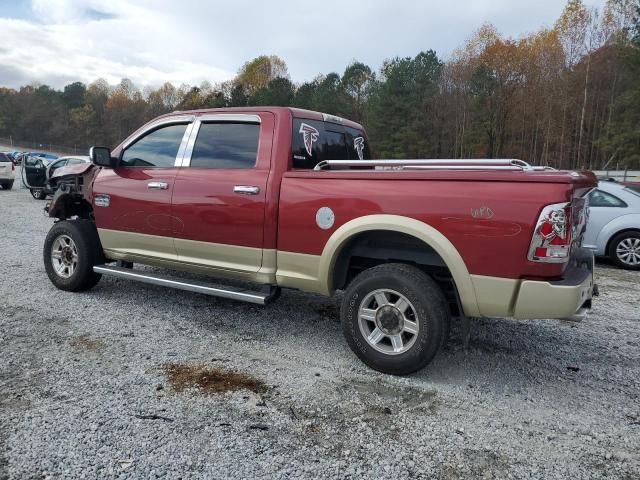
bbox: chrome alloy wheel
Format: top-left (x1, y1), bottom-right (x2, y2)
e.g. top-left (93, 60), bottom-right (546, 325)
top-left (51, 234), bottom-right (79, 278)
top-left (358, 289), bottom-right (419, 355)
top-left (616, 237), bottom-right (640, 266)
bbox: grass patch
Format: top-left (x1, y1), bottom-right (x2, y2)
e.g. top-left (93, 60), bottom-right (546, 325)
top-left (69, 335), bottom-right (104, 351)
top-left (163, 363), bottom-right (266, 395)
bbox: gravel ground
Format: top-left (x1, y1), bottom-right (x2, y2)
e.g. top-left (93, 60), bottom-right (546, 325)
top-left (1, 176), bottom-right (639, 479)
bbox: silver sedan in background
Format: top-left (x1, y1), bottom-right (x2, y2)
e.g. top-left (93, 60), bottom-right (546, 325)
top-left (584, 181), bottom-right (640, 269)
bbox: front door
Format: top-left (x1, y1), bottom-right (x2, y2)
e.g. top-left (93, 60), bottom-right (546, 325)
top-left (93, 121), bottom-right (192, 262)
top-left (22, 156), bottom-right (47, 188)
top-left (171, 114), bottom-right (273, 273)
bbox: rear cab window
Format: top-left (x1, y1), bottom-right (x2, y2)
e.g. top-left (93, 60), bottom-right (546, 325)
top-left (291, 117), bottom-right (371, 169)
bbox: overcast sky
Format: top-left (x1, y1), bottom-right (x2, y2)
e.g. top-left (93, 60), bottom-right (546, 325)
top-left (0, 0), bottom-right (607, 90)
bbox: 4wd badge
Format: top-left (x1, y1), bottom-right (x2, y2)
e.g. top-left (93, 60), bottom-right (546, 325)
top-left (471, 206), bottom-right (494, 219)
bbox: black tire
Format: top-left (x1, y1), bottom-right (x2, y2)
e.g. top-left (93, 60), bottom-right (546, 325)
top-left (340, 263), bottom-right (450, 375)
top-left (608, 231), bottom-right (640, 270)
top-left (44, 220), bottom-right (104, 291)
top-left (31, 189), bottom-right (46, 200)
top-left (1, 182), bottom-right (13, 190)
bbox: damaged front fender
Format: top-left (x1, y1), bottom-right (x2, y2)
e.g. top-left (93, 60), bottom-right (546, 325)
top-left (46, 164), bottom-right (100, 220)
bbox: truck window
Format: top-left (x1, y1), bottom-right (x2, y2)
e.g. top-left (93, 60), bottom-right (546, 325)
top-left (291, 118), bottom-right (371, 169)
top-left (325, 130), bottom-right (349, 160)
top-left (121, 123), bottom-right (188, 168)
top-left (190, 122), bottom-right (259, 169)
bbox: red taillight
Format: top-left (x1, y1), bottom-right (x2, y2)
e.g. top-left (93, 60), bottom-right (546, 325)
top-left (528, 202), bottom-right (572, 263)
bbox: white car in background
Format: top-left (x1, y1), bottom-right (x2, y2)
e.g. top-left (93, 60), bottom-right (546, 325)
top-left (584, 181), bottom-right (640, 270)
top-left (0, 152), bottom-right (15, 190)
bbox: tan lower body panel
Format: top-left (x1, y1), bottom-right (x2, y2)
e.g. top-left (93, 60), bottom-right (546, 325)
top-left (98, 229), bottom-right (590, 320)
top-left (98, 228), bottom-right (276, 285)
top-left (275, 251), bottom-right (324, 294)
top-left (513, 275), bottom-right (593, 319)
top-left (98, 228), bottom-right (176, 261)
top-left (471, 273), bottom-right (593, 319)
top-left (470, 275), bottom-right (520, 317)
top-left (173, 237), bottom-right (262, 272)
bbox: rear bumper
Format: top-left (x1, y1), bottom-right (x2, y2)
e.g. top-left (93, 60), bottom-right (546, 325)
top-left (513, 248), bottom-right (595, 320)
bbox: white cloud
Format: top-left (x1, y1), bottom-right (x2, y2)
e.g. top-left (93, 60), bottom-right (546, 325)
top-left (0, 0), bottom-right (607, 90)
top-left (1, 0), bottom-right (236, 89)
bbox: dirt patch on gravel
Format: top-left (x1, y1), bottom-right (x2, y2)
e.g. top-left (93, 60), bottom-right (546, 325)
top-left (163, 363), bottom-right (267, 395)
top-left (69, 335), bottom-right (105, 351)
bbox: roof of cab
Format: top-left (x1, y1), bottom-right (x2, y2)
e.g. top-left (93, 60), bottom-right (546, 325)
top-left (161, 106), bottom-right (365, 131)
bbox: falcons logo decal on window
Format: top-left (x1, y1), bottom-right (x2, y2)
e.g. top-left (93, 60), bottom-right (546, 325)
top-left (354, 136), bottom-right (365, 160)
top-left (299, 123), bottom-right (319, 156)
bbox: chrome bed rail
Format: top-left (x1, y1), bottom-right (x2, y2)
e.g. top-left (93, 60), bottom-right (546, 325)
top-left (313, 159), bottom-right (556, 172)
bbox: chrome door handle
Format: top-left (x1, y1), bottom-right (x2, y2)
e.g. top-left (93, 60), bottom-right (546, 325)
top-left (233, 185), bottom-right (260, 195)
top-left (147, 181), bottom-right (169, 190)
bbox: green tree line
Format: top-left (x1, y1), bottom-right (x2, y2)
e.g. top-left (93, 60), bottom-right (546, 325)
top-left (0, 0), bottom-right (638, 169)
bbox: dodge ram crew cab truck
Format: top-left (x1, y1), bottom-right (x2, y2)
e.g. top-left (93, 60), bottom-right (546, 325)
top-left (43, 107), bottom-right (597, 375)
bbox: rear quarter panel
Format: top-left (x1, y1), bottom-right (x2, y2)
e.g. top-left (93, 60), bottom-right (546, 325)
top-left (278, 174), bottom-right (574, 279)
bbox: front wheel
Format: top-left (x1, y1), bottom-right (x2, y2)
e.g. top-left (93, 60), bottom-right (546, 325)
top-left (44, 220), bottom-right (104, 291)
top-left (609, 231), bottom-right (640, 270)
top-left (340, 263), bottom-right (450, 375)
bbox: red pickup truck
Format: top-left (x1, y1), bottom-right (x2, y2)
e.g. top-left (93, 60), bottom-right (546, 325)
top-left (44, 107), bottom-right (597, 375)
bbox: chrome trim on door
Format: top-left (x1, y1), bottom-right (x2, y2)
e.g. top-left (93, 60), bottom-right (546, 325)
top-left (182, 114), bottom-right (262, 167)
top-left (233, 185), bottom-right (260, 195)
top-left (147, 181), bottom-right (169, 190)
top-left (174, 122), bottom-right (195, 167)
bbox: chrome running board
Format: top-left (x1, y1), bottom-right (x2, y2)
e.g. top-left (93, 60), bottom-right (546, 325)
top-left (93, 265), bottom-right (279, 305)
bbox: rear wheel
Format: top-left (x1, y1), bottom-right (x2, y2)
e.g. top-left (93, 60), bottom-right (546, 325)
top-left (44, 220), bottom-right (104, 291)
top-left (1, 182), bottom-right (13, 190)
top-left (31, 189), bottom-right (46, 200)
top-left (609, 231), bottom-right (640, 270)
top-left (340, 263), bottom-right (449, 375)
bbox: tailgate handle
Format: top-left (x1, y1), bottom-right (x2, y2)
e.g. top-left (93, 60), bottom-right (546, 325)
top-left (234, 185), bottom-right (260, 195)
top-left (147, 181), bottom-right (169, 190)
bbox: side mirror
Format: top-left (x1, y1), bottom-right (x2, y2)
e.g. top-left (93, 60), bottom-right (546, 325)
top-left (90, 146), bottom-right (115, 168)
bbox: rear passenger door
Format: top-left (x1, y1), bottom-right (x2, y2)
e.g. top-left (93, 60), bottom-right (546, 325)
top-left (171, 113), bottom-right (274, 274)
